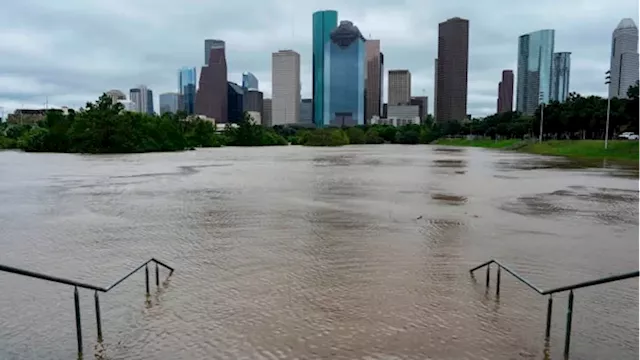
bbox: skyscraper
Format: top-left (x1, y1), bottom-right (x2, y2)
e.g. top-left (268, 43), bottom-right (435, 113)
top-left (410, 96), bottom-right (428, 120)
top-left (227, 82), bottom-right (244, 123)
top-left (388, 70), bottom-right (411, 105)
top-left (271, 50), bottom-right (301, 125)
top-left (312, 10), bottom-right (339, 125)
top-left (159, 92), bottom-right (180, 114)
top-left (196, 40), bottom-right (228, 122)
top-left (609, 18), bottom-right (639, 99)
top-left (497, 70), bottom-right (514, 113)
top-left (204, 39), bottom-right (225, 66)
top-left (435, 17), bottom-right (469, 122)
top-left (179, 67), bottom-right (197, 114)
top-left (300, 98), bottom-right (313, 124)
top-left (262, 98), bottom-right (272, 127)
top-left (365, 40), bottom-right (383, 122)
top-left (551, 52), bottom-right (571, 102)
top-left (129, 85), bottom-right (154, 115)
top-left (242, 72), bottom-right (259, 90)
top-left (324, 20), bottom-right (366, 126)
top-left (516, 29), bottom-right (555, 115)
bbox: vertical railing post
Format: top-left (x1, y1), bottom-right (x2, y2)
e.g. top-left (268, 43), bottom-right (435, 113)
top-left (545, 295), bottom-right (553, 339)
top-left (496, 266), bottom-right (501, 296)
top-left (485, 263), bottom-right (491, 288)
top-left (155, 262), bottom-right (159, 288)
top-left (145, 264), bottom-right (150, 296)
top-left (73, 286), bottom-right (83, 359)
top-left (564, 290), bottom-right (574, 358)
top-left (94, 291), bottom-right (103, 343)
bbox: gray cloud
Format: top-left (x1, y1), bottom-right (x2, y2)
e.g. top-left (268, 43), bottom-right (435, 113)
top-left (0, 0), bottom-right (637, 117)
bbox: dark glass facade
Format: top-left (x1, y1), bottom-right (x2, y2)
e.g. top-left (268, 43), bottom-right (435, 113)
top-left (435, 17), bottom-right (469, 122)
top-left (551, 52), bottom-right (571, 102)
top-left (516, 29), bottom-right (554, 115)
top-left (323, 21), bottom-right (365, 126)
top-left (179, 67), bottom-right (196, 114)
top-left (497, 70), bottom-right (514, 113)
top-left (196, 45), bottom-right (228, 122)
top-left (312, 10), bottom-right (338, 125)
top-left (227, 82), bottom-right (244, 123)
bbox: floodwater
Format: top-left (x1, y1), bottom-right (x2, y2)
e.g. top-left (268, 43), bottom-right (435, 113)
top-left (0, 145), bottom-right (637, 360)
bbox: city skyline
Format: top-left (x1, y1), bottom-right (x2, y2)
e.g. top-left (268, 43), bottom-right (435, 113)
top-left (0, 2), bottom-right (637, 117)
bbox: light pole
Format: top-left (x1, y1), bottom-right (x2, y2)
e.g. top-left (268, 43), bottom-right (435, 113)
top-left (604, 71), bottom-right (611, 150)
top-left (538, 92), bottom-right (545, 143)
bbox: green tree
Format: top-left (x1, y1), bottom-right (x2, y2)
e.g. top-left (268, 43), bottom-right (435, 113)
top-left (345, 127), bottom-right (366, 144)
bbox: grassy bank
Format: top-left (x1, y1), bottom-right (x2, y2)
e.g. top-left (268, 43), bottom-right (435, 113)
top-left (520, 140), bottom-right (638, 161)
top-left (434, 138), bottom-right (639, 161)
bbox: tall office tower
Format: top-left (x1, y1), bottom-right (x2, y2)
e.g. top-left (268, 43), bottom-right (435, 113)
top-left (159, 92), bottom-right (180, 114)
top-left (179, 67), bottom-right (197, 114)
top-left (242, 72), bottom-right (259, 90)
top-left (433, 58), bottom-right (438, 120)
top-left (129, 85), bottom-right (154, 115)
top-left (204, 39), bottom-right (225, 66)
top-left (196, 40), bottom-right (228, 122)
top-left (388, 70), bottom-right (411, 105)
top-left (516, 29), bottom-right (554, 115)
top-left (312, 10), bottom-right (339, 124)
top-left (435, 17), bottom-right (469, 122)
top-left (300, 98), bottom-right (313, 124)
top-left (551, 52), bottom-right (571, 102)
top-left (324, 20), bottom-right (366, 126)
top-left (365, 40), bottom-right (382, 122)
top-left (262, 98), bottom-right (272, 126)
top-left (244, 90), bottom-right (264, 114)
top-left (227, 82), bottom-right (244, 123)
top-left (609, 19), bottom-right (639, 99)
top-left (410, 96), bottom-right (428, 120)
top-left (271, 50), bottom-right (301, 125)
top-left (497, 70), bottom-right (514, 113)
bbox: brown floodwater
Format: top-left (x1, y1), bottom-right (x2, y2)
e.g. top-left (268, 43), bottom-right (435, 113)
top-left (0, 145), bottom-right (637, 360)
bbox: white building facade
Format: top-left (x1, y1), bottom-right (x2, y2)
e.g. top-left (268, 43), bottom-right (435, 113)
top-left (609, 18), bottom-right (639, 99)
top-left (271, 50), bottom-right (301, 125)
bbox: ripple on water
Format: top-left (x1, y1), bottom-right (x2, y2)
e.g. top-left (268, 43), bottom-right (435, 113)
top-left (0, 147), bottom-right (636, 360)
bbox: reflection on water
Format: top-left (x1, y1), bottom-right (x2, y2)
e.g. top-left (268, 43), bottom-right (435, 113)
top-left (0, 146), bottom-right (637, 360)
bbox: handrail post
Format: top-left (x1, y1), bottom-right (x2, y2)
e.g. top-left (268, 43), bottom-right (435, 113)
top-left (73, 287), bottom-right (83, 359)
top-left (485, 263), bottom-right (491, 288)
top-left (564, 290), bottom-right (574, 358)
top-left (155, 262), bottom-right (160, 288)
top-left (545, 295), bottom-right (553, 339)
top-left (145, 265), bottom-right (150, 296)
top-left (94, 291), bottom-right (103, 343)
top-left (496, 265), bottom-right (501, 296)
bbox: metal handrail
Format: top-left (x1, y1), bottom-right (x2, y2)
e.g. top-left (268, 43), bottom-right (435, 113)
top-left (0, 258), bottom-right (174, 359)
top-left (470, 259), bottom-right (638, 359)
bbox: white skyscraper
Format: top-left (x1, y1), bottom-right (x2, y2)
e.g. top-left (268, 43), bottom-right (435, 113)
top-left (271, 50), bottom-right (300, 125)
top-left (609, 18), bottom-right (639, 99)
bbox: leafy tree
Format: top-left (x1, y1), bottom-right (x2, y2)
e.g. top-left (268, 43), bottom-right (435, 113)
top-left (345, 127), bottom-right (366, 144)
top-left (364, 128), bottom-right (384, 144)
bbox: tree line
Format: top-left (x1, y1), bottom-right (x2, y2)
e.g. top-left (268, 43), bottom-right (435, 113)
top-left (0, 94), bottom-right (287, 153)
top-left (1, 84), bottom-right (637, 152)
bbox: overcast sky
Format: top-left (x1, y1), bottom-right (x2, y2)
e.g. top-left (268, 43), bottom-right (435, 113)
top-left (0, 0), bottom-right (638, 117)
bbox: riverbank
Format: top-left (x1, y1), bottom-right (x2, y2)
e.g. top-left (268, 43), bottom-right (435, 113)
top-left (434, 138), bottom-right (639, 162)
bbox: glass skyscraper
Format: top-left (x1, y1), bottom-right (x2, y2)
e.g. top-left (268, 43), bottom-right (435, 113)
top-left (516, 29), bottom-right (555, 115)
top-left (179, 67), bottom-right (197, 114)
top-left (323, 21), bottom-right (366, 126)
top-left (551, 52), bottom-right (571, 102)
top-left (242, 72), bottom-right (259, 90)
top-left (312, 10), bottom-right (338, 125)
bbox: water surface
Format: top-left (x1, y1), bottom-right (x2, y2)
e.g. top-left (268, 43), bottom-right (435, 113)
top-left (0, 145), bottom-right (637, 359)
